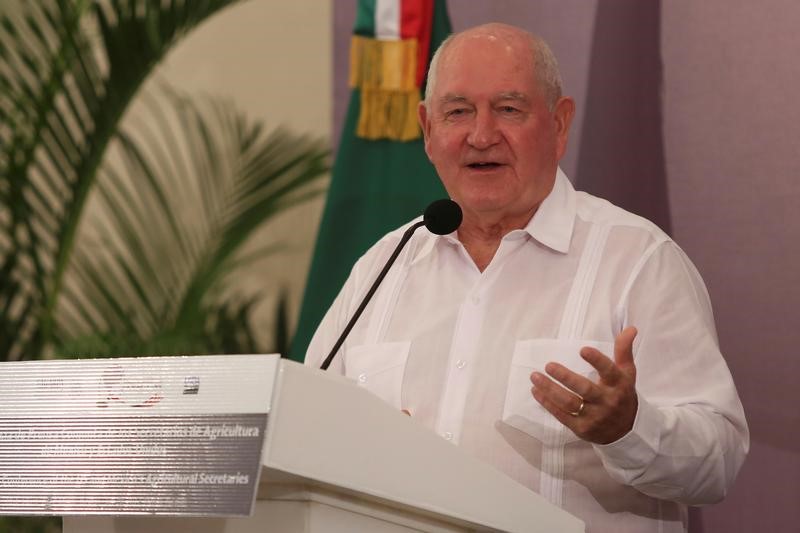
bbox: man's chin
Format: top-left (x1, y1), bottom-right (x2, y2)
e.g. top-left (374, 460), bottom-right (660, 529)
top-left (452, 193), bottom-right (540, 227)
top-left (459, 196), bottom-right (520, 216)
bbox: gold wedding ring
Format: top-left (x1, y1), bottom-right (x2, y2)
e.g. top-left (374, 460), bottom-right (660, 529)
top-left (570, 399), bottom-right (585, 417)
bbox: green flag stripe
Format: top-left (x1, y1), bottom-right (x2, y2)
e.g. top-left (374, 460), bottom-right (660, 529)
top-left (291, 0), bottom-right (452, 361)
top-left (354, 0), bottom-right (377, 37)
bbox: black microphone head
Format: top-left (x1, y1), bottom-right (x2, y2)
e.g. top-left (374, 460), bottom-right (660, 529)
top-left (423, 199), bottom-right (462, 235)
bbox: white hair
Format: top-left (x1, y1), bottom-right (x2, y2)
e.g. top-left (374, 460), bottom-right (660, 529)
top-left (424, 25), bottom-right (564, 112)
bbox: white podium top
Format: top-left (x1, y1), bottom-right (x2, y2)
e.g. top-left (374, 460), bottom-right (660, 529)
top-left (261, 359), bottom-right (584, 533)
top-left (0, 353), bottom-right (583, 531)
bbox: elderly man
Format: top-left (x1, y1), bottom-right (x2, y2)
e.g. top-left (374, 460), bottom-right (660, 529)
top-left (306, 23), bottom-right (748, 532)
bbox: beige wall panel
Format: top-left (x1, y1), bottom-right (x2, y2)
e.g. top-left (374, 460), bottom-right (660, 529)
top-left (149, 0), bottom-right (332, 346)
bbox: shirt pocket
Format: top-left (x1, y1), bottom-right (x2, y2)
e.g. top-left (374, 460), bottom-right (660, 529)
top-left (502, 338), bottom-right (613, 444)
top-left (344, 341), bottom-right (411, 409)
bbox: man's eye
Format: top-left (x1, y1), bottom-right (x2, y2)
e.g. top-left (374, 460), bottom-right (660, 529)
top-left (445, 108), bottom-right (469, 118)
top-left (499, 106), bottom-right (520, 114)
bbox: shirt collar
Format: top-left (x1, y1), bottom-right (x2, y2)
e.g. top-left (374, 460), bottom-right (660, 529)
top-left (524, 167), bottom-right (576, 254)
top-left (414, 167), bottom-right (576, 264)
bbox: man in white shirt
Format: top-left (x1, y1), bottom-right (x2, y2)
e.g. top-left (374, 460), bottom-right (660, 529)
top-left (305, 23), bottom-right (748, 532)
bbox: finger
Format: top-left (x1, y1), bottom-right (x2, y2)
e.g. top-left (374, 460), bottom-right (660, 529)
top-left (614, 326), bottom-right (638, 376)
top-left (543, 362), bottom-right (601, 402)
top-left (531, 372), bottom-right (585, 415)
top-left (531, 385), bottom-right (581, 430)
top-left (580, 346), bottom-right (623, 385)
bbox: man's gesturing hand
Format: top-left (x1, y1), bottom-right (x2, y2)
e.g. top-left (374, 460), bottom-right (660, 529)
top-left (530, 327), bottom-right (639, 445)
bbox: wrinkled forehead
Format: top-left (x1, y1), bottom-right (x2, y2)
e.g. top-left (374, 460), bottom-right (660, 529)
top-left (433, 30), bottom-right (538, 95)
top-left (443, 28), bottom-right (530, 63)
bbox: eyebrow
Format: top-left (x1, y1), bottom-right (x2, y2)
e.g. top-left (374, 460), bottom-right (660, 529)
top-left (494, 92), bottom-right (530, 103)
top-left (437, 92), bottom-right (530, 105)
top-left (439, 94), bottom-right (468, 105)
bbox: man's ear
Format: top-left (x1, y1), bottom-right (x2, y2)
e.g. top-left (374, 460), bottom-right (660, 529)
top-left (418, 101), bottom-right (433, 160)
top-left (553, 96), bottom-right (576, 160)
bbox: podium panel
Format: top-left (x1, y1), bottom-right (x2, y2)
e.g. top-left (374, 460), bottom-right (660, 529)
top-left (0, 355), bottom-right (275, 517)
top-left (65, 475), bottom-right (473, 533)
top-left (1, 355), bottom-right (584, 533)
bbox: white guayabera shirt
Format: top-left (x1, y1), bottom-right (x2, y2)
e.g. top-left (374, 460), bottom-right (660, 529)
top-left (305, 168), bottom-right (749, 533)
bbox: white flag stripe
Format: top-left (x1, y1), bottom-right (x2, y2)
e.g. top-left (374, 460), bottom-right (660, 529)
top-left (375, 0), bottom-right (400, 40)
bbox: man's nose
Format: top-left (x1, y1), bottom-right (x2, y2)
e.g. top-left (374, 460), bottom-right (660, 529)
top-left (467, 111), bottom-right (500, 149)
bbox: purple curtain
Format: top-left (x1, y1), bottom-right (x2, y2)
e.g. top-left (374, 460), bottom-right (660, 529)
top-left (331, 2), bottom-right (800, 531)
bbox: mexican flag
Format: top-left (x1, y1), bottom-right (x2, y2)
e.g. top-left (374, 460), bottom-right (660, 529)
top-left (290, 0), bottom-right (452, 360)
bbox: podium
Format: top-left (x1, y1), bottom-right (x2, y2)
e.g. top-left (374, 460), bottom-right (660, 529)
top-left (0, 355), bottom-right (583, 532)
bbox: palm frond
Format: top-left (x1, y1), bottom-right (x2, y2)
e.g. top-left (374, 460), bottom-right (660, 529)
top-left (57, 86), bottom-right (329, 356)
top-left (0, 0), bottom-right (241, 360)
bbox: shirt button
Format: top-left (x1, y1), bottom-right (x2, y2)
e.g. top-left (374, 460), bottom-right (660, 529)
top-left (471, 294), bottom-right (481, 305)
top-left (357, 373), bottom-right (367, 384)
top-left (455, 360), bottom-right (467, 369)
top-left (443, 431), bottom-right (453, 441)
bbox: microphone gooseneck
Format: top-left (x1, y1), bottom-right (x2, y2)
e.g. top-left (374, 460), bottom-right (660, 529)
top-left (320, 199), bottom-right (463, 370)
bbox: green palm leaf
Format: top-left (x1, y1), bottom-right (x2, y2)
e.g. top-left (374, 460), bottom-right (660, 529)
top-left (57, 87), bottom-right (328, 357)
top-left (0, 0), bottom-right (243, 360)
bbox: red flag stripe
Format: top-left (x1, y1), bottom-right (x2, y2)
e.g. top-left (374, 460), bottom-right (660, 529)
top-left (399, 0), bottom-right (434, 87)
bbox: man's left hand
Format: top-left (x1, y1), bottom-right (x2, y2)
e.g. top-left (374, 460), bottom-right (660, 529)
top-left (530, 327), bottom-right (639, 445)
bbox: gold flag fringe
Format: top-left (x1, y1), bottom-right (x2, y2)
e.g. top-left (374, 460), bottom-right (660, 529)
top-left (349, 35), bottom-right (421, 141)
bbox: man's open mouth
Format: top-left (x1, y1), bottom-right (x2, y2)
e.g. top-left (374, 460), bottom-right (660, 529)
top-left (467, 162), bottom-right (502, 169)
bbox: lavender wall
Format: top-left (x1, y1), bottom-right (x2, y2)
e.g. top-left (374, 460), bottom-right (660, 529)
top-left (333, 1), bottom-right (800, 531)
top-left (661, 2), bottom-right (800, 531)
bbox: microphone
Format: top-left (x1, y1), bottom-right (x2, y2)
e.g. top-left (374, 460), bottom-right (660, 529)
top-left (319, 199), bottom-right (462, 370)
